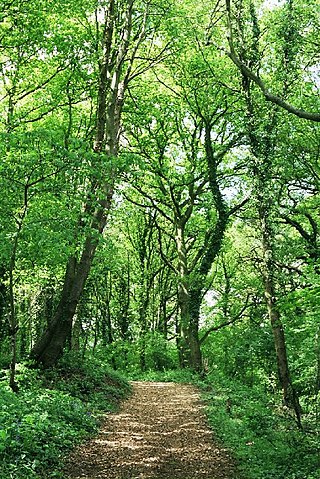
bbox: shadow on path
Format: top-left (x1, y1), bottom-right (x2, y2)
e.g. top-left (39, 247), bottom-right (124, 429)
top-left (64, 381), bottom-right (236, 479)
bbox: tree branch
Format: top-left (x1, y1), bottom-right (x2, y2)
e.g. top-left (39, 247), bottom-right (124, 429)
top-left (280, 214), bottom-right (312, 242)
top-left (154, 220), bottom-right (178, 275)
top-left (223, 0), bottom-right (320, 122)
top-left (200, 294), bottom-right (251, 344)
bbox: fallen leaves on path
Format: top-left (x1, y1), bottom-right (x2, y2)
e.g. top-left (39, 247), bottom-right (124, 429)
top-left (64, 381), bottom-right (236, 479)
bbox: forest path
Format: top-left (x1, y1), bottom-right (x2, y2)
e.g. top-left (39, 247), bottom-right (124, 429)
top-left (64, 381), bottom-right (236, 479)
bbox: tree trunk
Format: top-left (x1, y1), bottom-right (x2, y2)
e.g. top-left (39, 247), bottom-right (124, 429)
top-left (174, 120), bottom-right (232, 373)
top-left (139, 299), bottom-right (149, 372)
top-left (234, 4), bottom-right (302, 424)
top-left (71, 314), bottom-right (81, 352)
top-left (30, 256), bottom-right (77, 366)
top-left (0, 269), bottom-right (8, 348)
top-left (186, 310), bottom-right (202, 372)
top-left (158, 296), bottom-right (168, 340)
top-left (30, 0), bottom-right (139, 367)
top-left (31, 210), bottom-right (114, 367)
top-left (177, 279), bottom-right (191, 368)
top-left (175, 222), bottom-right (203, 371)
top-left (8, 201), bottom-right (28, 391)
top-left (175, 223), bottom-right (191, 367)
top-left (261, 214), bottom-right (302, 428)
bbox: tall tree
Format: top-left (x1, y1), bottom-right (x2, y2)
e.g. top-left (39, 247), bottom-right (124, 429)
top-left (228, 0), bottom-right (303, 423)
top-left (30, 0), bottom-right (169, 367)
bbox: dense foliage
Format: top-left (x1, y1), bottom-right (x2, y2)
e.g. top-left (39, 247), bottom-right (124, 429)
top-left (0, 0), bottom-right (319, 477)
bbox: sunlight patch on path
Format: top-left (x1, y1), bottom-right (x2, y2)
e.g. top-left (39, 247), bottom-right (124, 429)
top-left (64, 381), bottom-right (236, 479)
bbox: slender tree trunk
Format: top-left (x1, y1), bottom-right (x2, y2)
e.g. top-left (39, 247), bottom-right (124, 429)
top-left (8, 200), bottom-right (28, 391)
top-left (138, 284), bottom-right (153, 371)
top-left (233, 0), bottom-right (302, 425)
top-left (102, 307), bottom-right (113, 346)
top-left (139, 296), bottom-right (149, 372)
top-left (9, 262), bottom-right (18, 392)
top-left (176, 223), bottom-right (191, 367)
top-left (260, 210), bottom-right (302, 428)
top-left (71, 314), bottom-right (81, 352)
top-left (100, 271), bottom-right (113, 346)
top-left (158, 296), bottom-right (168, 339)
top-left (0, 270), bottom-right (8, 349)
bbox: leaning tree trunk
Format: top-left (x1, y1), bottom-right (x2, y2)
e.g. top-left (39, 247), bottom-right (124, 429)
top-left (30, 0), bottom-right (138, 367)
top-left (30, 231), bottom-right (106, 365)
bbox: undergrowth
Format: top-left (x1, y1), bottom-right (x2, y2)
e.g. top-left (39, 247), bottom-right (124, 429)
top-left (198, 371), bottom-right (320, 479)
top-left (127, 367), bottom-right (198, 383)
top-left (0, 354), bottom-right (131, 479)
top-left (44, 352), bottom-right (131, 412)
top-left (2, 358), bottom-right (319, 479)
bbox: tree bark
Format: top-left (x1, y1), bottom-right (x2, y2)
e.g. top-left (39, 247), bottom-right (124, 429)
top-left (175, 220), bottom-right (203, 371)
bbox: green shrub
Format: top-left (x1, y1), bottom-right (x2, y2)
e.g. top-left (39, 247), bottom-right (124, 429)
top-left (43, 351), bottom-right (131, 412)
top-left (127, 367), bottom-right (198, 383)
top-left (96, 334), bottom-right (179, 374)
top-left (0, 381), bottom-right (96, 479)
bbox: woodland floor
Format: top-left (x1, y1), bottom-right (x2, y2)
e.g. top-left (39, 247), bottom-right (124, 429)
top-left (64, 381), bottom-right (236, 479)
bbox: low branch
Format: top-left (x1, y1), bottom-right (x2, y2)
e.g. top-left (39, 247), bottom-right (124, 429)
top-left (200, 294), bottom-right (251, 344)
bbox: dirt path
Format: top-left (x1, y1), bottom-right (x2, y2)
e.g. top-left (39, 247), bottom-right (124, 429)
top-left (64, 381), bottom-right (236, 479)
